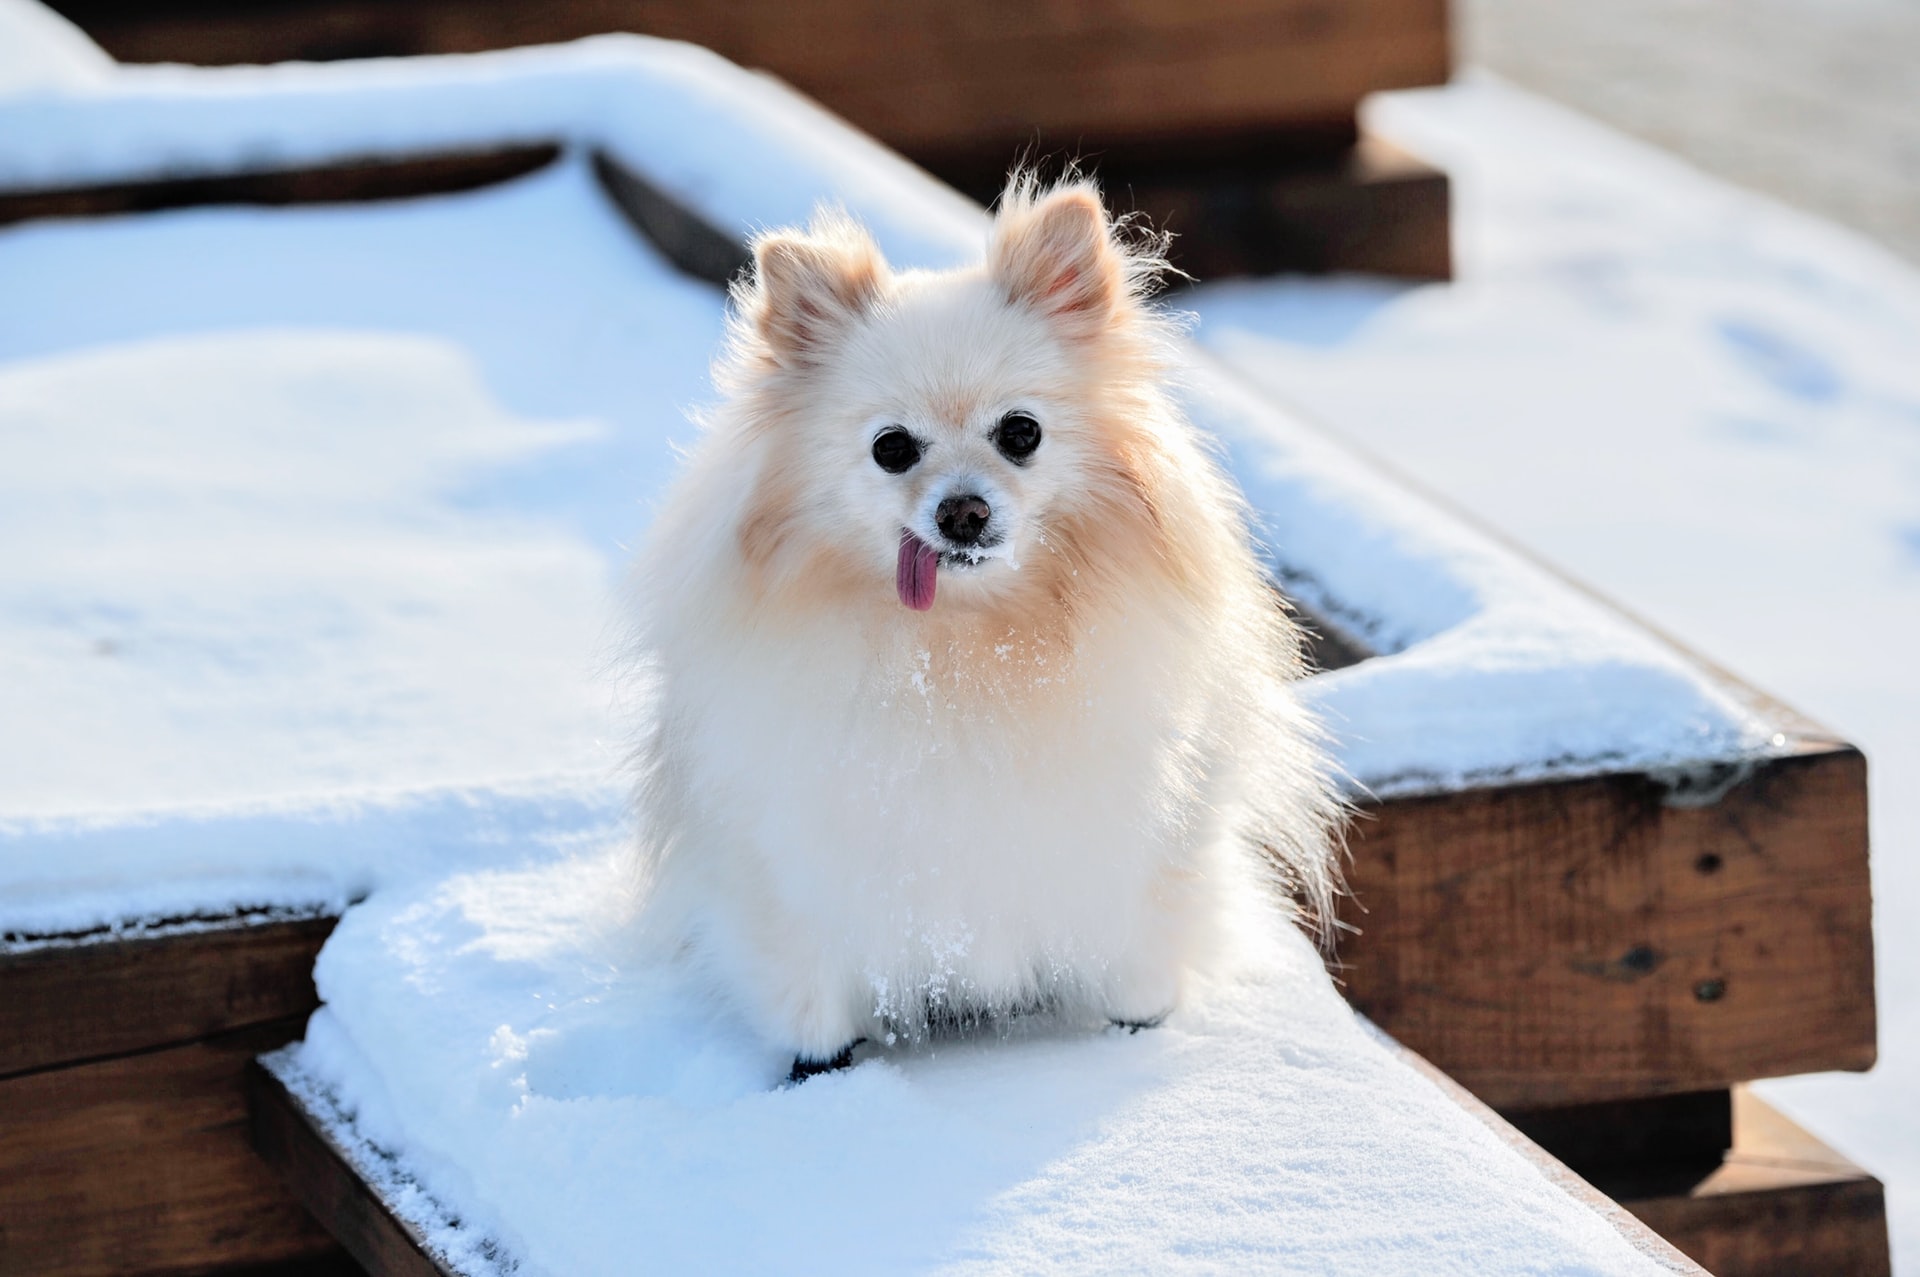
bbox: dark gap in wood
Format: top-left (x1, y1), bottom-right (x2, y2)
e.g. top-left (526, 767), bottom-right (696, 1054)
top-left (0, 145), bottom-right (562, 227)
top-left (1503, 1089), bottom-right (1734, 1200)
top-left (934, 134), bottom-right (1450, 283)
top-left (913, 118), bottom-right (1364, 202)
top-left (590, 149), bottom-right (751, 287)
top-left (214, 1246), bottom-right (370, 1276)
top-left (1296, 614), bottom-right (1373, 673)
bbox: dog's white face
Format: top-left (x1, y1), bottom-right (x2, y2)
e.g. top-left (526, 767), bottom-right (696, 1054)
top-left (732, 186), bottom-right (1156, 618)
top-left (792, 274), bottom-right (1096, 609)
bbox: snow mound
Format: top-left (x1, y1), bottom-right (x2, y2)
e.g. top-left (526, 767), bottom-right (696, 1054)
top-left (290, 852), bottom-right (1673, 1276)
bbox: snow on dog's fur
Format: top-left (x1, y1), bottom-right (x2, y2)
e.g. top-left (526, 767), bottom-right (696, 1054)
top-left (626, 178), bottom-right (1341, 1072)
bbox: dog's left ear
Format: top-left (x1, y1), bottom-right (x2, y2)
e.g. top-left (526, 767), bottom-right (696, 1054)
top-left (748, 219), bottom-right (887, 366)
top-left (990, 184), bottom-right (1126, 337)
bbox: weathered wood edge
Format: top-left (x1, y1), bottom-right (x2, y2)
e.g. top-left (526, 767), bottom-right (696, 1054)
top-left (1362, 1018), bottom-right (1711, 1275)
top-left (0, 908), bottom-right (339, 1079)
top-left (247, 1054), bottom-right (471, 1277)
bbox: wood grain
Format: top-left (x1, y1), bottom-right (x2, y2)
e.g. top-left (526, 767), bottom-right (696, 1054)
top-left (0, 913), bottom-right (337, 1079)
top-left (0, 1019), bottom-right (341, 1277)
top-left (1341, 743), bottom-right (1877, 1109)
top-left (47, 0), bottom-right (1450, 162)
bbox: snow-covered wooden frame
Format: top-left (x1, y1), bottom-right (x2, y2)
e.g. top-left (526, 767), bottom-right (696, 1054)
top-left (0, 36), bottom-right (1878, 1275)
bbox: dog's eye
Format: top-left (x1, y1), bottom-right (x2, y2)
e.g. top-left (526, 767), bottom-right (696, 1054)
top-left (995, 411), bottom-right (1042, 463)
top-left (872, 428), bottom-right (922, 474)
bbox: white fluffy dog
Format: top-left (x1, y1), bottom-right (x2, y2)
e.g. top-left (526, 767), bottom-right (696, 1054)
top-left (627, 179), bottom-right (1340, 1081)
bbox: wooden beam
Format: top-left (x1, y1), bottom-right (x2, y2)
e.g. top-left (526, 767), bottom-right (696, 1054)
top-left (247, 1061), bottom-right (448, 1277)
top-left (0, 911), bottom-right (338, 1078)
top-left (46, 0), bottom-right (1450, 163)
top-left (1613, 1089), bottom-right (1890, 1277)
top-left (0, 1018), bottom-right (345, 1277)
top-left (1341, 743), bottom-right (1877, 1109)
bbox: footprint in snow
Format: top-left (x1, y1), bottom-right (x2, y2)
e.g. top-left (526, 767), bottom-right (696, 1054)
top-left (1714, 316), bottom-right (1843, 404)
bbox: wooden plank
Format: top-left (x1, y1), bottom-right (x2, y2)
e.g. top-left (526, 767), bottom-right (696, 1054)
top-left (0, 1018), bottom-right (344, 1277)
top-left (1342, 743), bottom-right (1877, 1109)
top-left (246, 1063), bottom-right (448, 1277)
top-left (0, 911), bottom-right (337, 1078)
top-left (45, 0), bottom-right (1450, 160)
top-left (1616, 1089), bottom-right (1891, 1277)
top-left (0, 145), bottom-right (560, 228)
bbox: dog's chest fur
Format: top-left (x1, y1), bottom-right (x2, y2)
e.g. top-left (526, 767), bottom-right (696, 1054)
top-left (656, 594), bottom-right (1226, 1000)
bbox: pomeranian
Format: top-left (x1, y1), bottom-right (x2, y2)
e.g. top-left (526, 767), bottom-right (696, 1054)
top-left (627, 178), bottom-right (1341, 1081)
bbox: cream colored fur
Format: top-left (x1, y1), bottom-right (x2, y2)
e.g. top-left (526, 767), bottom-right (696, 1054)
top-left (626, 180), bottom-right (1341, 1063)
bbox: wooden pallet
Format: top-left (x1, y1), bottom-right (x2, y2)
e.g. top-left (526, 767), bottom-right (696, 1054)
top-left (40, 0), bottom-right (1453, 281)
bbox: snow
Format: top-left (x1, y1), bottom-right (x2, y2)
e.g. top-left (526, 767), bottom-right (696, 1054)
top-left (280, 851), bottom-right (1678, 1275)
top-left (0, 36), bottom-right (984, 275)
top-left (0, 0), bottom-right (111, 95)
top-left (0, 37), bottom-right (1788, 939)
top-left (0, 157), bottom-right (711, 937)
top-left (1191, 73), bottom-right (1920, 1273)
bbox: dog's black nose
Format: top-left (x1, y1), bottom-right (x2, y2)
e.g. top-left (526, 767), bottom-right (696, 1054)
top-left (936, 494), bottom-right (992, 545)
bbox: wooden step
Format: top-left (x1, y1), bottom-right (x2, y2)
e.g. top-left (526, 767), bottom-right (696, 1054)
top-left (1339, 740), bottom-right (1877, 1110)
top-left (1507, 1088), bottom-right (1892, 1277)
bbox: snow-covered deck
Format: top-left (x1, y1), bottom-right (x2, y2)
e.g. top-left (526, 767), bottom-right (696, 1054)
top-left (0, 17), bottom-right (1887, 1276)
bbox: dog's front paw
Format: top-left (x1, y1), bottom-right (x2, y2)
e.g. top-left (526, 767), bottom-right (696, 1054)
top-left (785, 1038), bottom-right (866, 1086)
top-left (1108, 1012), bottom-right (1170, 1036)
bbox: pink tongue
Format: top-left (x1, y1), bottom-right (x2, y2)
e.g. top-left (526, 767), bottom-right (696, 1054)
top-left (897, 531), bottom-right (939, 611)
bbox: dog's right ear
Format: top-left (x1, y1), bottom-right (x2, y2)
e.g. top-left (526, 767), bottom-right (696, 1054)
top-left (747, 220), bottom-right (887, 366)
